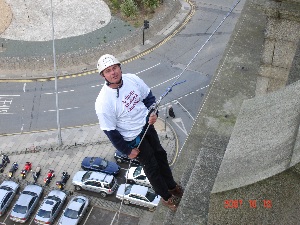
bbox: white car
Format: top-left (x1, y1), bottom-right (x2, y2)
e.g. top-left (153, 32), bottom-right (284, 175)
top-left (116, 184), bottom-right (160, 211)
top-left (72, 171), bottom-right (118, 197)
top-left (0, 181), bottom-right (19, 216)
top-left (57, 195), bottom-right (89, 225)
top-left (34, 190), bottom-right (67, 225)
top-left (126, 166), bottom-right (151, 187)
top-left (10, 184), bottom-right (43, 223)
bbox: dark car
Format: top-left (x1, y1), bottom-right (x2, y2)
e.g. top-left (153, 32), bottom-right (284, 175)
top-left (81, 157), bottom-right (120, 175)
top-left (114, 150), bottom-right (140, 165)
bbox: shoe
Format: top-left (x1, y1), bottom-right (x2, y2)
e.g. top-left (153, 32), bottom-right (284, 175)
top-left (162, 195), bottom-right (179, 211)
top-left (169, 184), bottom-right (184, 198)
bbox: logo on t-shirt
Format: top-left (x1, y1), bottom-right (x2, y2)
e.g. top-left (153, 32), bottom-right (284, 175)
top-left (122, 90), bottom-right (140, 112)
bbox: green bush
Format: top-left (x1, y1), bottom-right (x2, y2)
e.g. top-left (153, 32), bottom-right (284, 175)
top-left (110, 0), bottom-right (120, 10)
top-left (142, 0), bottom-right (159, 11)
top-left (120, 0), bottom-right (138, 18)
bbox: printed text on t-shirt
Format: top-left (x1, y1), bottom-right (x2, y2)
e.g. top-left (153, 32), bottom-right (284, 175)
top-left (122, 90), bottom-right (140, 112)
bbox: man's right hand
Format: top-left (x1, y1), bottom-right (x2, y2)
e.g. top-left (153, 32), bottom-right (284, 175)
top-left (128, 148), bottom-right (140, 159)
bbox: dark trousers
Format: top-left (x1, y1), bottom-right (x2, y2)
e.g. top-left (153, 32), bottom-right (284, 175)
top-left (137, 124), bottom-right (177, 200)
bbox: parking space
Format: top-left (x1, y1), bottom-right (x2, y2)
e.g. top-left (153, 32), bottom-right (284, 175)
top-left (84, 206), bottom-right (139, 225)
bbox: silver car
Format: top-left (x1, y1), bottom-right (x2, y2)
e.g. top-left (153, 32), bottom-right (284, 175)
top-left (34, 190), bottom-right (67, 225)
top-left (57, 195), bottom-right (89, 225)
top-left (126, 166), bottom-right (151, 187)
top-left (10, 184), bottom-right (43, 223)
top-left (72, 171), bottom-right (118, 197)
top-left (0, 181), bottom-right (19, 216)
top-left (116, 184), bottom-right (161, 211)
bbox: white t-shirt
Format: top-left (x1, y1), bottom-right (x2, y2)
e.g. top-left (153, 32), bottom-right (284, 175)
top-left (95, 73), bottom-right (150, 141)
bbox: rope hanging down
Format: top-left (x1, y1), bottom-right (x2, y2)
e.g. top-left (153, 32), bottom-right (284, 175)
top-left (113, 0), bottom-right (242, 224)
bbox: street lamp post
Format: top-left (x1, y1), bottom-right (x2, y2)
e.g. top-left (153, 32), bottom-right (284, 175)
top-left (50, 0), bottom-right (62, 146)
top-left (164, 106), bottom-right (168, 138)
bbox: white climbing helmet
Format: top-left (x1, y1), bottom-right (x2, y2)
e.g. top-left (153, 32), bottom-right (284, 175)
top-left (97, 54), bottom-right (121, 74)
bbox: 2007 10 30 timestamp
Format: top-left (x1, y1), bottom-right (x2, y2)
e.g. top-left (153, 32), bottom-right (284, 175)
top-left (224, 199), bottom-right (272, 209)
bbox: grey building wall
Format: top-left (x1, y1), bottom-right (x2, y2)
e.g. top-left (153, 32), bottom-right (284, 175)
top-left (151, 0), bottom-right (266, 224)
top-left (209, 79), bottom-right (300, 224)
top-left (151, 0), bottom-right (300, 224)
top-left (209, 167), bottom-right (300, 225)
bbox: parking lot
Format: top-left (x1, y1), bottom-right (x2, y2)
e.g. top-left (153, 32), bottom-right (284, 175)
top-left (0, 161), bottom-right (152, 225)
top-left (0, 120), bottom-right (177, 225)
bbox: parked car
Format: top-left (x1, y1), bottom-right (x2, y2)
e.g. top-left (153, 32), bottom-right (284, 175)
top-left (57, 195), bottom-right (89, 225)
top-left (81, 157), bottom-right (120, 175)
top-left (114, 149), bottom-right (140, 165)
top-left (72, 171), bottom-right (118, 197)
top-left (116, 184), bottom-right (160, 211)
top-left (0, 181), bottom-right (19, 216)
top-left (34, 190), bottom-right (67, 225)
top-left (126, 166), bottom-right (151, 187)
top-left (10, 184), bottom-right (43, 223)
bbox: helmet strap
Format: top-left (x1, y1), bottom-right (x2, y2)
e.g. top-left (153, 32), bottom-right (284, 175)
top-left (105, 77), bottom-right (122, 86)
top-left (105, 78), bottom-right (123, 98)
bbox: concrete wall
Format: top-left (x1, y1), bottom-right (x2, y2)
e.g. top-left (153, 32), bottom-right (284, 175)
top-left (208, 79), bottom-right (300, 224)
top-left (254, 0), bottom-right (300, 94)
top-left (151, 0), bottom-right (300, 224)
top-left (151, 0), bottom-right (266, 224)
top-left (209, 167), bottom-right (300, 225)
top-left (208, 0), bottom-right (300, 223)
top-left (211, 79), bottom-right (300, 194)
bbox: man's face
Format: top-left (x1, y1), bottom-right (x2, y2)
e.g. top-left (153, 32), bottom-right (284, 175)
top-left (102, 64), bottom-right (122, 85)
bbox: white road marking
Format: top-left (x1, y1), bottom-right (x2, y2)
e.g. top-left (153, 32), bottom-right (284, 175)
top-left (0, 96), bottom-right (18, 114)
top-left (173, 100), bottom-right (194, 120)
top-left (3, 203), bottom-right (11, 222)
top-left (91, 84), bottom-right (104, 88)
top-left (111, 211), bottom-right (119, 225)
top-left (43, 90), bottom-right (75, 95)
top-left (83, 205), bottom-right (94, 225)
top-left (23, 83), bottom-right (26, 92)
top-left (151, 75), bottom-right (180, 89)
top-left (44, 107), bottom-right (79, 112)
top-left (136, 62), bottom-right (161, 75)
top-left (172, 117), bottom-right (188, 135)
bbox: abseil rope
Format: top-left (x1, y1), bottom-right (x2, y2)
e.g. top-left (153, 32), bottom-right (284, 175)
top-left (113, 0), bottom-right (242, 224)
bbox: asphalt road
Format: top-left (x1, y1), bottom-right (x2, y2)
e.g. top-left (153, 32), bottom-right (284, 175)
top-left (0, 1), bottom-right (244, 151)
